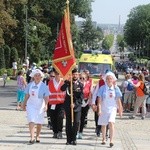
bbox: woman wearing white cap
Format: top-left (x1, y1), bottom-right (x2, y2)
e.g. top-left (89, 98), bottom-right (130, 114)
top-left (97, 72), bottom-right (123, 148)
top-left (23, 69), bottom-right (50, 144)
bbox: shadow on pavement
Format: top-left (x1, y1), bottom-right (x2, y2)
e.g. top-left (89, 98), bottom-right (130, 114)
top-left (0, 140), bottom-right (26, 144)
top-left (0, 107), bottom-right (16, 111)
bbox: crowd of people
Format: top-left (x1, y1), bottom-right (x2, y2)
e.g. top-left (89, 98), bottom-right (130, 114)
top-left (121, 72), bottom-right (149, 120)
top-left (12, 60), bottom-right (149, 148)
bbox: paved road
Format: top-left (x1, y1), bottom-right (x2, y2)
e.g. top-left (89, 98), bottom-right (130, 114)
top-left (0, 80), bottom-right (17, 109)
top-left (0, 80), bottom-right (150, 150)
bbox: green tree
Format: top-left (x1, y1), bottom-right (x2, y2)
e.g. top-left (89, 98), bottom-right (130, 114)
top-left (79, 17), bottom-right (103, 50)
top-left (1, 0), bottom-right (94, 63)
top-left (102, 34), bottom-right (114, 50)
top-left (0, 47), bottom-right (5, 69)
top-left (124, 4), bottom-right (150, 57)
top-left (3, 45), bottom-right (11, 68)
top-left (0, 0), bottom-right (18, 45)
top-left (10, 47), bottom-right (18, 64)
top-left (117, 34), bottom-right (126, 51)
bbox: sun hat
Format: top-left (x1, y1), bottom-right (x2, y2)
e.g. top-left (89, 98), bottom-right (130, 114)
top-left (29, 69), bottom-right (44, 78)
top-left (104, 71), bottom-right (117, 81)
top-left (23, 63), bottom-right (27, 66)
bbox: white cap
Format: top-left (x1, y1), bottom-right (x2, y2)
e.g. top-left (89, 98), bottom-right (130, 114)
top-left (33, 62), bottom-right (36, 66)
top-left (104, 71), bottom-right (117, 81)
top-left (29, 69), bottom-right (44, 78)
top-left (23, 63), bottom-right (27, 66)
top-left (38, 67), bottom-right (43, 70)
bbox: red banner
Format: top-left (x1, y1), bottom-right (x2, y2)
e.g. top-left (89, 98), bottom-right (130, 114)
top-left (52, 8), bottom-right (76, 77)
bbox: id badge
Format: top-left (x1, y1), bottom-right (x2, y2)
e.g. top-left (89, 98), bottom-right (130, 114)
top-left (109, 92), bottom-right (113, 98)
top-left (51, 105), bottom-right (56, 110)
top-left (31, 90), bottom-right (35, 96)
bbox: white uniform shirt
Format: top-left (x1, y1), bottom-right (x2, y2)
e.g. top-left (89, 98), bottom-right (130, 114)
top-left (12, 62), bottom-right (17, 69)
top-left (97, 85), bottom-right (122, 113)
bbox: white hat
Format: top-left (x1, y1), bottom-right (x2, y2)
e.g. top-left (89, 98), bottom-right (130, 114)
top-left (29, 69), bottom-right (44, 78)
top-left (104, 71), bottom-right (117, 81)
top-left (38, 67), bottom-right (43, 70)
top-left (33, 62), bottom-right (36, 66)
top-left (23, 63), bottom-right (27, 66)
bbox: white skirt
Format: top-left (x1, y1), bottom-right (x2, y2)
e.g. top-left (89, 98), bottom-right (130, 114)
top-left (98, 109), bottom-right (117, 125)
top-left (26, 105), bottom-right (45, 124)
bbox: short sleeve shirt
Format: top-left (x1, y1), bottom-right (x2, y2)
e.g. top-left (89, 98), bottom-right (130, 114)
top-left (25, 81), bottom-right (50, 98)
top-left (97, 85), bottom-right (122, 113)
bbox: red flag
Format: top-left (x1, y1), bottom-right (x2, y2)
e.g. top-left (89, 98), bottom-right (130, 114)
top-left (52, 5), bottom-right (76, 77)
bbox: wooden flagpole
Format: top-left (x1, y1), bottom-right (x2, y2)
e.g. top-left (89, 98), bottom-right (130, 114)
top-left (66, 0), bottom-right (74, 125)
top-left (70, 74), bottom-right (74, 125)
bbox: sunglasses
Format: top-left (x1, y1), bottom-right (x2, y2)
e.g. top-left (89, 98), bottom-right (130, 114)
top-left (50, 75), bottom-right (55, 77)
top-left (80, 77), bottom-right (85, 80)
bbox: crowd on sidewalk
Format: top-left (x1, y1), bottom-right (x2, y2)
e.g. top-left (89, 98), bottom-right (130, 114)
top-left (5, 60), bottom-right (149, 148)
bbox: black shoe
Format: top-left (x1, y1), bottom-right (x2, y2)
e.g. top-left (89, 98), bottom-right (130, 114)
top-left (29, 139), bottom-right (35, 144)
top-left (97, 133), bottom-right (100, 137)
top-left (66, 142), bottom-right (71, 145)
top-left (72, 141), bottom-right (77, 145)
top-left (141, 116), bottom-right (145, 120)
top-left (53, 133), bottom-right (57, 138)
top-left (50, 125), bottom-right (53, 130)
top-left (110, 143), bottom-right (114, 147)
top-left (126, 109), bottom-right (130, 113)
top-left (129, 116), bottom-right (135, 119)
top-left (101, 142), bottom-right (106, 145)
top-left (130, 107), bottom-right (134, 111)
top-left (57, 132), bottom-right (63, 139)
top-left (36, 139), bottom-right (40, 143)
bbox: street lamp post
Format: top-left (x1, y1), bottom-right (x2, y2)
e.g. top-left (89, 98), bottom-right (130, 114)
top-left (25, 5), bottom-right (28, 61)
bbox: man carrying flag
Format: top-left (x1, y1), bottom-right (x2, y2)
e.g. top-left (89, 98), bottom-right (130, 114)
top-left (52, 0), bottom-right (83, 145)
top-left (61, 68), bottom-right (83, 145)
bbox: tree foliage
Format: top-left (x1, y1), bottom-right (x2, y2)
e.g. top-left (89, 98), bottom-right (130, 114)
top-left (124, 4), bottom-right (150, 57)
top-left (3, 45), bottom-right (11, 68)
top-left (102, 34), bottom-right (114, 50)
top-left (79, 17), bottom-right (103, 50)
top-left (117, 34), bottom-right (126, 51)
top-left (0, 0), bottom-right (95, 64)
top-left (0, 47), bottom-right (5, 69)
top-left (10, 47), bottom-right (18, 63)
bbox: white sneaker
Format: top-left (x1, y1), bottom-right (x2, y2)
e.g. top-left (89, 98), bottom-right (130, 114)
top-left (78, 133), bottom-right (82, 139)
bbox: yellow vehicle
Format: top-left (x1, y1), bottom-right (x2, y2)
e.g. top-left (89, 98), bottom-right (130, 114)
top-left (78, 51), bottom-right (114, 85)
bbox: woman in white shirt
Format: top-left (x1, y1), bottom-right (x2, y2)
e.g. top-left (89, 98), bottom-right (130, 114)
top-left (23, 69), bottom-right (50, 144)
top-left (97, 72), bottom-right (123, 147)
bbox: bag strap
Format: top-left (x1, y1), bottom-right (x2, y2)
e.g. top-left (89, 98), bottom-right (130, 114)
top-left (139, 82), bottom-right (144, 90)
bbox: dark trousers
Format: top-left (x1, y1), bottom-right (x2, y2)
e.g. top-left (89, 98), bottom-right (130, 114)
top-left (94, 99), bottom-right (101, 133)
top-left (47, 104), bottom-right (51, 126)
top-left (94, 111), bottom-right (101, 133)
top-left (79, 105), bottom-right (89, 133)
top-left (49, 104), bottom-right (64, 134)
top-left (65, 109), bottom-right (81, 142)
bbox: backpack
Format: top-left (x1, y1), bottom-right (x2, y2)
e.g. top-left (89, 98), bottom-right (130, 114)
top-left (140, 83), bottom-right (149, 95)
top-left (127, 82), bottom-right (134, 91)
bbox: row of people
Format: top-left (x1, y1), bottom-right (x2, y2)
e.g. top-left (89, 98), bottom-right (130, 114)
top-left (21, 68), bottom-right (123, 148)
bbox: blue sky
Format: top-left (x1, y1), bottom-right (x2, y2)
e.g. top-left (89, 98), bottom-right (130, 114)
top-left (91, 0), bottom-right (150, 24)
